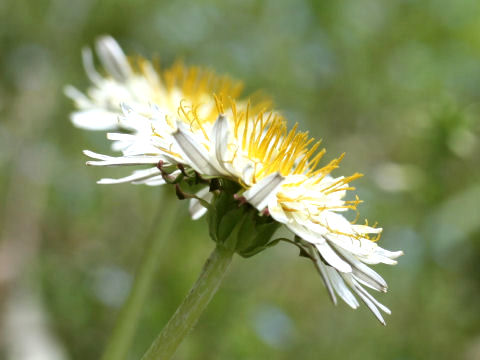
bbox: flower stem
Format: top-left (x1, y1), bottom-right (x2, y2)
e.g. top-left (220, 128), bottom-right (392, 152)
top-left (101, 195), bottom-right (180, 360)
top-left (141, 245), bottom-right (235, 360)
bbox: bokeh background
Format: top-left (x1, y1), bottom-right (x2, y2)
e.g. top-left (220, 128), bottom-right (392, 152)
top-left (1, 0), bottom-right (480, 359)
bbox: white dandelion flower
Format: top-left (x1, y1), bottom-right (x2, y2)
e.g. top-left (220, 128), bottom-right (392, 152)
top-left (68, 38), bottom-right (403, 325)
top-left (65, 35), bottom-right (250, 143)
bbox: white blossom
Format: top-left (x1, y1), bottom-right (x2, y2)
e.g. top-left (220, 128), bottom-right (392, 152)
top-left (67, 37), bottom-right (403, 324)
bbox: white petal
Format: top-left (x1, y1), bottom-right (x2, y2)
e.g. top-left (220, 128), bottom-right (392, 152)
top-left (149, 103), bottom-right (173, 130)
top-left (353, 224), bottom-right (383, 235)
top-left (84, 150), bottom-right (162, 166)
top-left (132, 170), bottom-right (180, 186)
top-left (286, 221), bottom-right (323, 243)
top-left (242, 165), bottom-right (254, 185)
top-left (81, 47), bottom-right (102, 85)
top-left (117, 103), bottom-right (156, 132)
top-left (111, 140), bottom-right (129, 152)
top-left (95, 35), bottom-right (132, 82)
top-left (351, 278), bottom-right (391, 314)
top-left (243, 172), bottom-right (285, 211)
top-left (172, 122), bottom-right (220, 176)
top-left (97, 167), bottom-right (160, 184)
top-left (267, 198), bottom-right (290, 224)
top-left (143, 178), bottom-right (167, 186)
top-left (83, 150), bottom-right (110, 160)
top-left (342, 275), bottom-right (388, 325)
top-left (71, 110), bottom-right (119, 131)
top-left (64, 85), bottom-right (91, 108)
top-left (324, 232), bottom-right (371, 258)
top-left (106, 133), bottom-right (136, 142)
top-left (132, 174), bottom-right (165, 186)
top-left (311, 250), bottom-right (337, 305)
top-left (352, 273), bottom-right (384, 293)
top-left (315, 242), bottom-right (352, 273)
top-left (211, 114), bottom-right (232, 174)
top-left (189, 187), bottom-right (213, 220)
top-left (334, 246), bottom-right (387, 292)
top-left (356, 252), bottom-right (399, 265)
top-left (325, 266), bottom-right (359, 309)
top-left (377, 248), bottom-right (404, 260)
top-left (320, 211), bottom-right (356, 236)
top-left (120, 142), bottom-right (164, 158)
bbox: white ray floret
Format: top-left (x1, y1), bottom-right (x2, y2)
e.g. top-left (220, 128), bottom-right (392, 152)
top-left (96, 167), bottom-right (162, 185)
top-left (189, 187), bottom-right (214, 220)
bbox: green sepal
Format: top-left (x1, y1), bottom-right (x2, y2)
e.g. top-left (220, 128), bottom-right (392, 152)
top-left (206, 209), bottom-right (218, 242)
top-left (217, 207), bottom-right (247, 249)
top-left (206, 178), bottom-right (281, 257)
top-left (298, 247), bottom-right (311, 259)
top-left (206, 185), bottom-right (242, 245)
top-left (235, 215), bottom-right (280, 258)
top-left (209, 178), bottom-right (222, 192)
top-left (173, 184), bottom-right (213, 214)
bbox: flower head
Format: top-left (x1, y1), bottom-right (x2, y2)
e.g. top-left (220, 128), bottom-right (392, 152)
top-left (67, 37), bottom-right (403, 324)
top-left (65, 35), bottom-right (254, 146)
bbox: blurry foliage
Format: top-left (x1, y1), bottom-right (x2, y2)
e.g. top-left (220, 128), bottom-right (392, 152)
top-left (1, 0), bottom-right (480, 359)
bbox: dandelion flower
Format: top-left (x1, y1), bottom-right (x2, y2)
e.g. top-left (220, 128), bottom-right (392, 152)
top-left (65, 35), bottom-right (250, 149)
top-left (68, 37), bottom-right (403, 325)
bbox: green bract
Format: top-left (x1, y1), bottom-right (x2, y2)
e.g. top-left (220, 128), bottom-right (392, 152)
top-left (204, 180), bottom-right (281, 258)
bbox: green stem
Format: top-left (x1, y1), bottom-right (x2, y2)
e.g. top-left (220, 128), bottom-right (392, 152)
top-left (101, 195), bottom-right (180, 360)
top-left (141, 245), bottom-right (234, 360)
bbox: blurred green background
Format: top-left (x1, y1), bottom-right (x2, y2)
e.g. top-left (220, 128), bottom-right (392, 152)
top-left (1, 0), bottom-right (480, 359)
